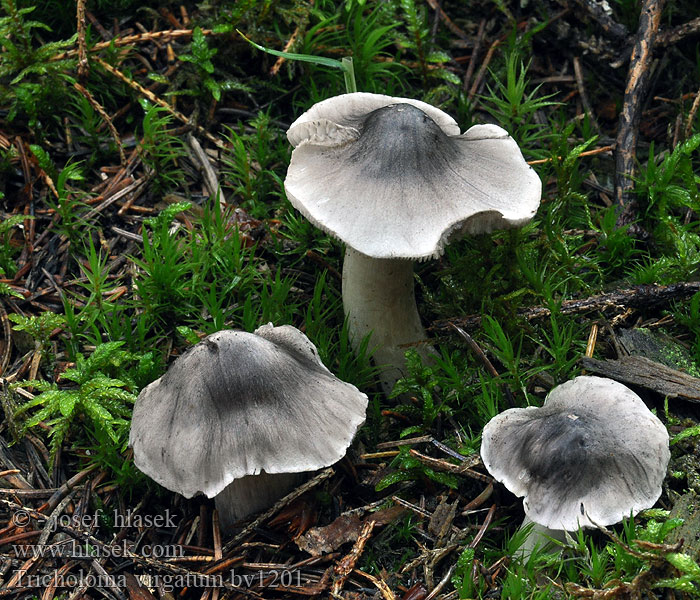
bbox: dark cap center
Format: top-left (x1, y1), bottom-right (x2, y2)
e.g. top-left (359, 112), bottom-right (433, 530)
top-left (347, 103), bottom-right (456, 180)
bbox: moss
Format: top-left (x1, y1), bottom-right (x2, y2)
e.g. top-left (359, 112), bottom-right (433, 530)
top-left (620, 328), bottom-right (700, 377)
top-left (660, 342), bottom-right (700, 378)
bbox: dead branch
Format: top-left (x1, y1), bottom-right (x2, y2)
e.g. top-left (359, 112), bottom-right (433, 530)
top-left (425, 0), bottom-right (470, 42)
top-left (614, 0), bottom-right (664, 227)
top-left (573, 57), bottom-right (600, 131)
top-left (572, 0), bottom-right (630, 42)
top-left (72, 82), bottom-right (125, 165)
top-left (93, 56), bottom-right (226, 151)
top-left (685, 85), bottom-right (700, 139)
top-left (76, 0), bottom-right (88, 79)
top-left (51, 28), bottom-right (215, 62)
top-left (331, 520), bottom-right (376, 596)
top-left (463, 19), bottom-right (486, 92)
top-left (223, 468), bottom-right (334, 553)
top-left (431, 282), bottom-right (700, 334)
top-left (353, 569), bottom-right (396, 600)
top-left (187, 134), bottom-right (226, 207)
top-left (0, 303), bottom-right (10, 377)
top-left (581, 355), bottom-right (700, 402)
top-left (657, 16), bottom-right (700, 46)
top-left (468, 38), bottom-right (500, 102)
top-left (409, 449), bottom-right (490, 483)
top-left (527, 144), bottom-right (614, 165)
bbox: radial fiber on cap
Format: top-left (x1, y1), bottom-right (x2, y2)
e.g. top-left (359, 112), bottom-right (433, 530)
top-left (285, 95), bottom-right (541, 260)
top-left (480, 376), bottom-right (669, 531)
top-left (129, 325), bottom-right (368, 499)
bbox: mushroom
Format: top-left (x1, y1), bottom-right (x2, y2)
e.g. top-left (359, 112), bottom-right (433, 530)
top-left (480, 375), bottom-right (670, 555)
top-left (129, 324), bottom-right (368, 530)
top-left (284, 92), bottom-right (541, 390)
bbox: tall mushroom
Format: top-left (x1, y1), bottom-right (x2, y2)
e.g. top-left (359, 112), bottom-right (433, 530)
top-left (284, 93), bottom-right (541, 390)
top-left (480, 376), bottom-right (670, 555)
top-left (129, 324), bottom-right (368, 530)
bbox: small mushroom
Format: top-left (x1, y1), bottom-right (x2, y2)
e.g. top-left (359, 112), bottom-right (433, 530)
top-left (129, 324), bottom-right (368, 530)
top-left (480, 376), bottom-right (670, 554)
top-left (284, 92), bottom-right (541, 390)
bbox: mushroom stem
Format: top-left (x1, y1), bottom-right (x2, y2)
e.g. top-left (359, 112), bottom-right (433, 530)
top-left (517, 516), bottom-right (568, 560)
top-left (342, 247), bottom-right (433, 392)
top-left (215, 472), bottom-right (304, 530)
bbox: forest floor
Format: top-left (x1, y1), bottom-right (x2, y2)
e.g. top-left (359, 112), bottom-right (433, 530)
top-left (2, 0), bottom-right (700, 598)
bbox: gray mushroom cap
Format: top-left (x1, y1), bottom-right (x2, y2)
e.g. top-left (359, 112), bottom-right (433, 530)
top-left (129, 324), bottom-right (368, 499)
top-left (480, 376), bottom-right (670, 531)
top-left (284, 92), bottom-right (541, 260)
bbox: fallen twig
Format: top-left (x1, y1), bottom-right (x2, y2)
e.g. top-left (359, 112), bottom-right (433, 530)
top-left (223, 468), bottom-right (334, 553)
top-left (573, 0), bottom-right (630, 41)
top-left (585, 323), bottom-right (599, 358)
top-left (449, 323), bottom-right (515, 407)
top-left (581, 355), bottom-right (700, 402)
top-left (467, 38), bottom-right (500, 102)
top-left (76, 0), bottom-right (88, 78)
top-left (51, 28), bottom-right (215, 62)
top-left (614, 0), bottom-right (664, 227)
top-left (685, 85), bottom-right (700, 140)
top-left (424, 0), bottom-right (469, 42)
top-left (353, 568), bottom-right (396, 600)
top-left (409, 449), bottom-right (490, 482)
top-left (573, 57), bottom-right (600, 131)
top-left (657, 16), bottom-right (700, 46)
top-left (188, 134), bottom-right (226, 207)
top-left (83, 176), bottom-right (148, 220)
top-left (93, 56), bottom-right (226, 150)
top-left (527, 144), bottom-right (614, 165)
top-left (463, 19), bottom-right (486, 92)
top-left (431, 282), bottom-right (700, 333)
top-left (331, 520), bottom-right (376, 596)
top-left (0, 302), bottom-right (10, 377)
top-left (73, 82), bottom-right (125, 165)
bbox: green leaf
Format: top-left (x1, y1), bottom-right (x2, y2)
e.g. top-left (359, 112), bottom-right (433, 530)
top-left (237, 29), bottom-right (344, 70)
top-left (436, 69), bottom-right (461, 86)
top-left (23, 405), bottom-right (54, 429)
top-left (426, 51), bottom-right (450, 63)
top-left (639, 508), bottom-right (670, 519)
top-left (190, 27), bottom-right (216, 64)
top-left (654, 576), bottom-right (698, 593)
top-left (147, 72), bottom-right (169, 84)
top-left (204, 77), bottom-right (221, 101)
top-left (177, 325), bottom-right (201, 345)
top-left (82, 376), bottom-right (128, 392)
top-left (212, 24), bottom-right (233, 34)
top-left (667, 553), bottom-right (700, 578)
top-left (375, 470), bottom-right (415, 491)
top-left (82, 397), bottom-right (114, 423)
top-left (563, 136), bottom-right (598, 170)
top-left (91, 388), bottom-right (136, 404)
top-left (400, 425), bottom-right (424, 437)
top-left (59, 394), bottom-right (77, 417)
top-left (29, 144), bottom-right (54, 175)
top-left (145, 201), bottom-right (192, 228)
top-left (423, 468), bottom-right (459, 489)
top-left (0, 282), bottom-right (23, 298)
top-left (671, 425), bottom-right (700, 445)
top-left (456, 546), bottom-right (475, 571)
top-left (13, 389), bottom-right (58, 416)
top-left (0, 213), bottom-right (30, 234)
